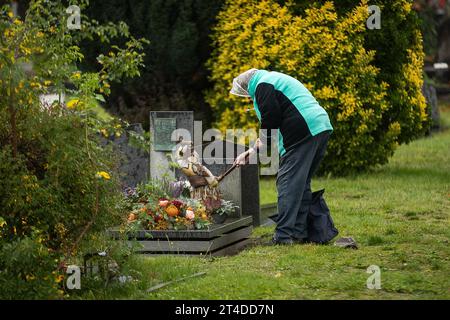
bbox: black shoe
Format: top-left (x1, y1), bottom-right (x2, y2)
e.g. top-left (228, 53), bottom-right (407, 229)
top-left (292, 238), bottom-right (307, 244)
top-left (271, 237), bottom-right (294, 246)
top-left (334, 237), bottom-right (358, 249)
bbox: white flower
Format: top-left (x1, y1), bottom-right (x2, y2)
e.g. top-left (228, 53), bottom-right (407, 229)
top-left (186, 210), bottom-right (195, 220)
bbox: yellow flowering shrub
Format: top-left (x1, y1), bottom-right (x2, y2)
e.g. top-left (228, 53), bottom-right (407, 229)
top-left (207, 0), bottom-right (427, 174)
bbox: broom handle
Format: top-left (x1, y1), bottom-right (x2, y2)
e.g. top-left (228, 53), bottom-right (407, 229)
top-left (217, 153), bottom-right (250, 182)
top-left (217, 164), bottom-right (237, 182)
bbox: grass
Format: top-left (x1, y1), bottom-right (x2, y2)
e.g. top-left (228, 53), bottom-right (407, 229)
top-left (78, 107), bottom-right (450, 300)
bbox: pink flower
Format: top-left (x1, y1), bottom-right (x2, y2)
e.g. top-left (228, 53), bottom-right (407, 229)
top-left (159, 200), bottom-right (169, 207)
top-left (185, 210), bottom-right (195, 220)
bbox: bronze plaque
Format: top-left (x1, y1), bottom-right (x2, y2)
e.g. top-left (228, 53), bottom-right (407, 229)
top-left (154, 118), bottom-right (177, 151)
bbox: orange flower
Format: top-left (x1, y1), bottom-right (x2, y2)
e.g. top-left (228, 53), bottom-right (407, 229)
top-left (165, 204), bottom-right (179, 217)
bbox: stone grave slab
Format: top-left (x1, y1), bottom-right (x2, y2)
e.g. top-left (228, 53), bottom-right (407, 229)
top-left (108, 216), bottom-right (253, 256)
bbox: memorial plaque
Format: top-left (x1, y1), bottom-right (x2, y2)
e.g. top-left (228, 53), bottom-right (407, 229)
top-left (153, 118), bottom-right (176, 151)
top-left (150, 111), bottom-right (194, 180)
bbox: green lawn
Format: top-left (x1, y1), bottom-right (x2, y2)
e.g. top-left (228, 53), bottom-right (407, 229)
top-left (80, 108), bottom-right (450, 300)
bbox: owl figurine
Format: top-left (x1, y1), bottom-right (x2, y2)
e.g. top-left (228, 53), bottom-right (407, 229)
top-left (175, 142), bottom-right (218, 187)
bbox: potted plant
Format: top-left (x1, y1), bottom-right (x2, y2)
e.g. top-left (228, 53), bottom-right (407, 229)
top-left (211, 200), bottom-right (239, 224)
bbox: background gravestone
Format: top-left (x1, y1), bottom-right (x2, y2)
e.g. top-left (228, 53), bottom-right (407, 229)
top-left (149, 111), bottom-right (194, 180)
top-left (100, 123), bottom-right (149, 188)
top-left (203, 139), bottom-right (261, 226)
top-left (422, 83), bottom-right (440, 131)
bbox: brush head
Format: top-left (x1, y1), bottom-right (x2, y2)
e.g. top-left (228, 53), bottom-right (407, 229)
top-left (187, 175), bottom-right (209, 188)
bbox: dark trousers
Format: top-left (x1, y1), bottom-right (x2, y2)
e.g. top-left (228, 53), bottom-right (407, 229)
top-left (275, 131), bottom-right (331, 241)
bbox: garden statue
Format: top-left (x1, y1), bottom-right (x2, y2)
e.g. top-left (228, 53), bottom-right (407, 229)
top-left (175, 141), bottom-right (222, 210)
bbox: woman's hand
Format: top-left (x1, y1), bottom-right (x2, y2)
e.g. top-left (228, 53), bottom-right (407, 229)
top-left (253, 138), bottom-right (263, 150)
top-left (234, 138), bottom-right (262, 167)
top-left (234, 148), bottom-right (254, 166)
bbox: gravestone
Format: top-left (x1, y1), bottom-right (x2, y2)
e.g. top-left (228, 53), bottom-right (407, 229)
top-left (117, 124), bottom-right (149, 188)
top-left (202, 139), bottom-right (261, 226)
top-left (100, 123), bottom-right (149, 188)
top-left (149, 111), bottom-right (194, 180)
top-left (108, 113), bottom-right (256, 256)
top-left (422, 83), bottom-right (440, 131)
top-left (39, 92), bottom-right (65, 109)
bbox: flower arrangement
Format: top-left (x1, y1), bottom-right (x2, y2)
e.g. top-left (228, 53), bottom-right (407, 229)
top-left (122, 179), bottom-right (239, 231)
top-left (126, 197), bottom-right (211, 231)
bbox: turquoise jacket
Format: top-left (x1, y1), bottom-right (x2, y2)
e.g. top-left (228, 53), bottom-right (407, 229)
top-left (248, 70), bottom-right (333, 156)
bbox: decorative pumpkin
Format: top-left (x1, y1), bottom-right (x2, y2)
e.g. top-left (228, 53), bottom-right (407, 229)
top-left (165, 204), bottom-right (179, 217)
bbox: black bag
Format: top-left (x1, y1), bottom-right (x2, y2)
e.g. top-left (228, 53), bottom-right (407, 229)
top-left (268, 189), bottom-right (338, 244)
top-left (306, 189), bottom-right (338, 244)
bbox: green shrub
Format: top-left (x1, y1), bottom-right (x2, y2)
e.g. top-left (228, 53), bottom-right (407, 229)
top-left (0, 235), bottom-right (64, 299)
top-left (206, 0), bottom-right (428, 175)
top-left (0, 1), bottom-right (147, 298)
top-left (362, 0), bottom-right (429, 144)
top-left (0, 108), bottom-right (122, 251)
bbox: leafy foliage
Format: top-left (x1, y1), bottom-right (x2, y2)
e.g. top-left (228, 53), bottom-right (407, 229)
top-left (80, 0), bottom-right (224, 128)
top-left (0, 1), bottom-right (147, 298)
top-left (0, 235), bottom-right (65, 299)
top-left (362, 0), bottom-right (429, 144)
